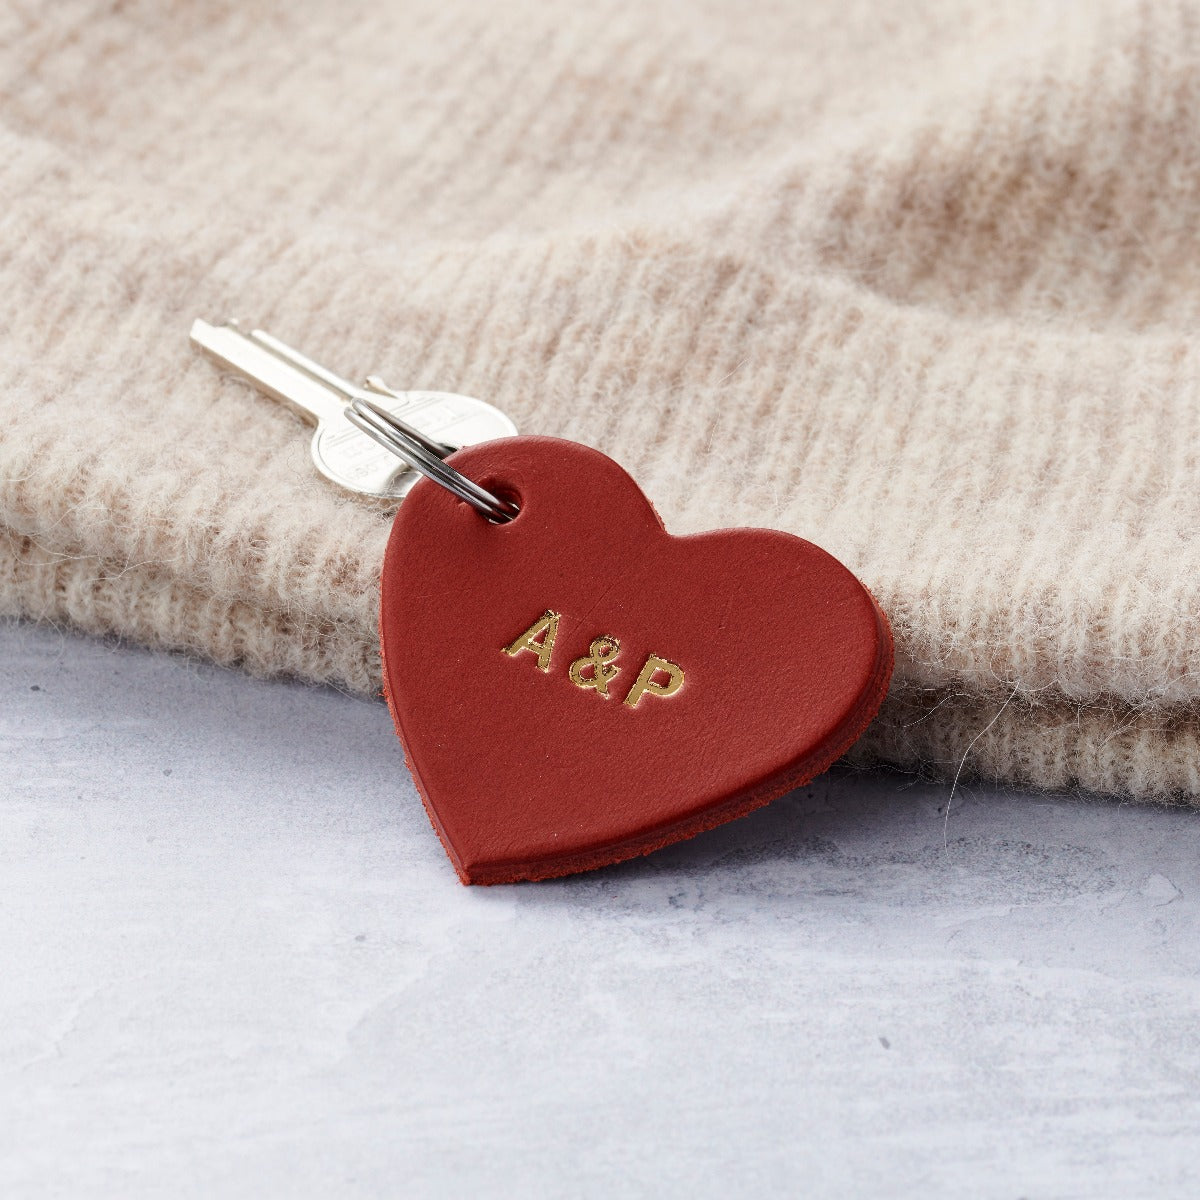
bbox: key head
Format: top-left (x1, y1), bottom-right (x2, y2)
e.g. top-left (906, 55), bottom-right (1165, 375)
top-left (312, 390), bottom-right (517, 500)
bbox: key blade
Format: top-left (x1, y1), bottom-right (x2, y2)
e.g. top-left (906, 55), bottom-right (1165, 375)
top-left (248, 328), bottom-right (361, 402)
top-left (190, 319), bottom-right (347, 427)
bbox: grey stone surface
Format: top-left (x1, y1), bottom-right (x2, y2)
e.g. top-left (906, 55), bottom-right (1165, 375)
top-left (3, 619), bottom-right (1200, 1198)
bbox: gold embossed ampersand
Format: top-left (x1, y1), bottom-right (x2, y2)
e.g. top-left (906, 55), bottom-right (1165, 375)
top-left (568, 636), bottom-right (622, 699)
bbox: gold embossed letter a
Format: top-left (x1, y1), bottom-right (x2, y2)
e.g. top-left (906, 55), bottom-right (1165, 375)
top-left (502, 610), bottom-right (560, 672)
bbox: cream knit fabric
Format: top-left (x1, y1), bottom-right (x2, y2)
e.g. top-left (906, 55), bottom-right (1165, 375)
top-left (3, 0), bottom-right (1199, 800)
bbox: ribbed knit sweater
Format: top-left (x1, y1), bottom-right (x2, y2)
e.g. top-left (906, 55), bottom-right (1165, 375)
top-left (3, 0), bottom-right (1199, 800)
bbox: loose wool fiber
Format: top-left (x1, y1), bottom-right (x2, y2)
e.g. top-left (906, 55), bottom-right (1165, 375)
top-left (2, 0), bottom-right (1199, 801)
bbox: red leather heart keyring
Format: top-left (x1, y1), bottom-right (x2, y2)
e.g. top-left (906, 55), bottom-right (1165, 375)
top-left (380, 436), bottom-right (893, 885)
top-left (187, 321), bottom-right (892, 884)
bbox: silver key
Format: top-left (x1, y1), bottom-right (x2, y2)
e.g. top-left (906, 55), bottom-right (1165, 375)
top-left (190, 319), bottom-right (517, 500)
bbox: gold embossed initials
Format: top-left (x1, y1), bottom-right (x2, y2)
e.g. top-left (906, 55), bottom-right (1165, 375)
top-left (502, 610), bottom-right (560, 672)
top-left (623, 655), bottom-right (685, 709)
top-left (502, 611), bottom-right (684, 710)
top-left (568, 636), bottom-right (622, 699)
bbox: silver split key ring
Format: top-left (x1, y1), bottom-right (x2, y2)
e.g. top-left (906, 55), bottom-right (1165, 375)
top-left (345, 395), bottom-right (519, 523)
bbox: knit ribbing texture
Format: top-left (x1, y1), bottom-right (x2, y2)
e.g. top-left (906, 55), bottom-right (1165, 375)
top-left (2, 0), bottom-right (1198, 801)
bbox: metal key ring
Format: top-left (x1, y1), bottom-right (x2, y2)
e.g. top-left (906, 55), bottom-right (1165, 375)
top-left (345, 396), bottom-right (519, 524)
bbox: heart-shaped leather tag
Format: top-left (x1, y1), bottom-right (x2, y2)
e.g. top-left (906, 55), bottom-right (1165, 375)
top-left (380, 436), bottom-right (893, 884)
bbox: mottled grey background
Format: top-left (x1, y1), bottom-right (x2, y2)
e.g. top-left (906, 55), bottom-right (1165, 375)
top-left (3, 621), bottom-right (1199, 1198)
